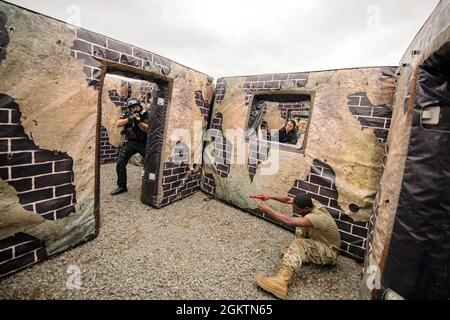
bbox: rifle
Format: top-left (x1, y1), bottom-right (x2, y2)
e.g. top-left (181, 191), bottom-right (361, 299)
top-left (124, 110), bottom-right (142, 128)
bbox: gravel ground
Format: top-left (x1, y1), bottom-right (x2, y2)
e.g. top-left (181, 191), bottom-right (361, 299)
top-left (0, 163), bottom-right (363, 300)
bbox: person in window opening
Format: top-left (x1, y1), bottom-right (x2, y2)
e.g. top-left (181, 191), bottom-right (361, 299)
top-left (271, 119), bottom-right (299, 145)
top-left (110, 98), bottom-right (150, 196)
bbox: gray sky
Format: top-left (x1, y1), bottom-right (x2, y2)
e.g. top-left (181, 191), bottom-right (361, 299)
top-left (8, 0), bottom-right (440, 77)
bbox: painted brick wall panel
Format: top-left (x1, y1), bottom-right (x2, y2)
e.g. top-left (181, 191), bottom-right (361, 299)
top-left (72, 39), bottom-right (92, 54)
top-left (11, 163), bottom-right (52, 178)
top-left (10, 138), bottom-right (38, 151)
top-left (0, 109), bottom-right (8, 122)
top-left (0, 233), bottom-right (47, 278)
top-left (0, 124), bottom-right (22, 137)
top-left (215, 79), bottom-right (227, 104)
top-left (0, 168), bottom-right (7, 179)
top-left (14, 240), bottom-right (42, 257)
top-left (242, 73), bottom-right (309, 106)
top-left (55, 184), bottom-right (76, 197)
top-left (120, 54), bottom-right (143, 68)
top-left (0, 251), bottom-right (34, 275)
top-left (76, 29), bottom-right (106, 47)
top-left (11, 111), bottom-right (20, 123)
top-left (132, 47), bottom-right (153, 62)
top-left (34, 172), bottom-right (72, 189)
top-left (75, 51), bottom-right (101, 68)
top-left (93, 45), bottom-right (120, 62)
top-left (347, 92), bottom-right (393, 142)
top-left (288, 159), bottom-right (369, 259)
top-left (107, 39), bottom-right (132, 55)
top-left (0, 139), bottom-right (7, 152)
top-left (56, 206), bottom-right (75, 219)
top-left (0, 249), bottom-right (12, 261)
top-left (159, 142), bottom-right (203, 206)
top-left (208, 113), bottom-right (232, 178)
top-left (0, 10), bottom-right (10, 62)
top-left (0, 94), bottom-right (77, 221)
top-left (55, 160), bottom-right (73, 172)
top-left (153, 55), bottom-right (170, 68)
top-left (19, 188), bottom-right (54, 205)
top-left (0, 152), bottom-right (32, 165)
top-left (8, 178), bottom-right (32, 192)
top-left (100, 126), bottom-right (119, 164)
top-left (195, 90), bottom-right (212, 120)
top-left (34, 150), bottom-right (67, 162)
top-left (35, 196), bottom-right (72, 214)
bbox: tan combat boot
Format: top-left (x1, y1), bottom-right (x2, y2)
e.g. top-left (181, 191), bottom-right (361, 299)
top-left (255, 266), bottom-right (293, 300)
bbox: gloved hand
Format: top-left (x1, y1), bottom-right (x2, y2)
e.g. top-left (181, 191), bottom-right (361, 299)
top-left (128, 113), bottom-right (141, 124)
top-left (128, 113), bottom-right (136, 125)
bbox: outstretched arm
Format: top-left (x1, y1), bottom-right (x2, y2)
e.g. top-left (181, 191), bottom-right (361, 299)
top-left (259, 202), bottom-right (312, 228)
top-left (260, 195), bottom-right (293, 204)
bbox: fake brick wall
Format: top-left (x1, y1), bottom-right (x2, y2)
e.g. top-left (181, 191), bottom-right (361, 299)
top-left (278, 101), bottom-right (310, 119)
top-left (100, 126), bottom-right (118, 164)
top-left (245, 101), bottom-right (271, 182)
top-left (195, 90), bottom-right (212, 120)
top-left (214, 78), bottom-right (227, 104)
top-left (100, 88), bottom-right (130, 165)
top-left (205, 113), bottom-right (233, 179)
top-left (0, 10), bottom-right (9, 63)
top-left (0, 94), bottom-right (77, 221)
top-left (160, 142), bottom-right (201, 207)
top-left (347, 92), bottom-right (392, 143)
top-left (108, 88), bottom-right (129, 109)
top-left (71, 29), bottom-right (172, 89)
top-left (243, 73), bottom-right (309, 105)
top-left (0, 232), bottom-right (47, 277)
top-left (201, 172), bottom-right (216, 195)
top-left (247, 137), bottom-right (270, 183)
top-left (288, 159), bottom-right (369, 259)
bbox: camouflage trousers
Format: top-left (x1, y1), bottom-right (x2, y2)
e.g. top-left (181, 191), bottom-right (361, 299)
top-left (281, 236), bottom-right (339, 272)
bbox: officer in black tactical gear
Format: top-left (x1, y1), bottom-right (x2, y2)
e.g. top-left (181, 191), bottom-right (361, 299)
top-left (110, 98), bottom-right (150, 196)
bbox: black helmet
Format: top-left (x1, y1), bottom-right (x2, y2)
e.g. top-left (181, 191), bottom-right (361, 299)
top-left (126, 98), bottom-right (141, 109)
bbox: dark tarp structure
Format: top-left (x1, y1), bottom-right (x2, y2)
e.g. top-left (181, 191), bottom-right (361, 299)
top-left (361, 0), bottom-right (450, 300)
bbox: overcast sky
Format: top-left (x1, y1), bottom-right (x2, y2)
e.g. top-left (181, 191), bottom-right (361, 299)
top-left (7, 0), bottom-right (440, 77)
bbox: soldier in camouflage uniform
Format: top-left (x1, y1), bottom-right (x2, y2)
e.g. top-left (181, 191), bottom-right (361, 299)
top-left (256, 193), bottom-right (341, 299)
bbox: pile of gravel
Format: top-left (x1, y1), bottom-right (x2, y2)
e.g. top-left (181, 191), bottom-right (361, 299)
top-left (0, 163), bottom-right (364, 300)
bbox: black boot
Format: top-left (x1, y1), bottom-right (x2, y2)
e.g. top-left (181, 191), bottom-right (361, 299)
top-left (110, 187), bottom-right (128, 196)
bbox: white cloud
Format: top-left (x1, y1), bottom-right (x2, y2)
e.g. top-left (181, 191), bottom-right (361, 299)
top-left (7, 0), bottom-right (440, 77)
